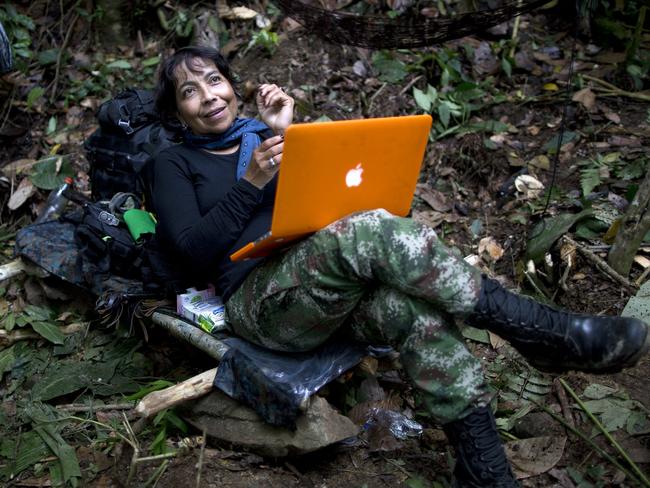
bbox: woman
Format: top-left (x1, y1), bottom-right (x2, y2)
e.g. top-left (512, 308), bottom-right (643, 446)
top-left (152, 46), bottom-right (648, 488)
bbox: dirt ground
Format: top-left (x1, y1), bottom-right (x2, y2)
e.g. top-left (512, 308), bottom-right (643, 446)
top-left (1, 5), bottom-right (649, 488)
top-left (108, 26), bottom-right (650, 488)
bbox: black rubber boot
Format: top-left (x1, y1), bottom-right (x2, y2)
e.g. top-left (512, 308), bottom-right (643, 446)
top-left (443, 406), bottom-right (520, 488)
top-left (467, 275), bottom-right (649, 373)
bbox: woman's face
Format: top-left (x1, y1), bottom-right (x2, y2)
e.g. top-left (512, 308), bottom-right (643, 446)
top-left (174, 57), bottom-right (238, 135)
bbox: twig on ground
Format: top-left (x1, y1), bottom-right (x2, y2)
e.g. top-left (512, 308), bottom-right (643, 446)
top-left (560, 236), bottom-right (637, 291)
top-left (56, 403), bottom-right (135, 413)
top-left (195, 428), bottom-right (207, 488)
top-left (541, 405), bottom-right (641, 485)
top-left (0, 86), bottom-right (16, 134)
top-left (135, 452), bottom-right (180, 464)
top-left (509, 0), bottom-right (524, 59)
top-left (582, 74), bottom-right (650, 102)
top-left (49, 9), bottom-right (81, 103)
top-left (134, 368), bottom-right (217, 419)
top-left (635, 266), bottom-right (650, 287)
top-left (0, 258), bottom-right (27, 282)
top-left (553, 377), bottom-right (574, 429)
top-left (398, 75), bottom-right (423, 96)
top-left (559, 378), bottom-right (650, 487)
top-left (143, 459), bottom-right (169, 488)
top-left (368, 82), bottom-right (387, 113)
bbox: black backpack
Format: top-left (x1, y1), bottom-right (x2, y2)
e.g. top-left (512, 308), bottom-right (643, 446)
top-left (84, 89), bottom-right (176, 203)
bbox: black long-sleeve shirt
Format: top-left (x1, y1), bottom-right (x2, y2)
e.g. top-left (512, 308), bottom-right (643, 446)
top-left (151, 142), bottom-right (277, 300)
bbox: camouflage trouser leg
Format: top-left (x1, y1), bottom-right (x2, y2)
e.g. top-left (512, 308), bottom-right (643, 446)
top-left (226, 209), bottom-right (492, 423)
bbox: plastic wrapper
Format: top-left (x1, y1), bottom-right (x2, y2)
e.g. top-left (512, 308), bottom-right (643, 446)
top-left (214, 337), bottom-right (372, 428)
top-left (364, 408), bottom-right (423, 440)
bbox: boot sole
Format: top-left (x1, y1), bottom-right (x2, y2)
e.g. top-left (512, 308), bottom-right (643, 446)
top-left (528, 321), bottom-right (650, 375)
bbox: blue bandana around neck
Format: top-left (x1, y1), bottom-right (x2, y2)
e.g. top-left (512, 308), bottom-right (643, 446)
top-left (182, 117), bottom-right (270, 180)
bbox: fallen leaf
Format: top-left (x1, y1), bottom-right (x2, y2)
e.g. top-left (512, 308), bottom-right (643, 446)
top-left (464, 254), bottom-right (481, 266)
top-left (527, 126), bottom-right (541, 136)
top-left (594, 51), bottom-right (626, 64)
top-left (415, 184), bottom-right (452, 212)
top-left (543, 83), bottom-right (559, 91)
top-left (515, 175), bottom-right (545, 199)
top-left (529, 155), bottom-right (550, 170)
top-left (472, 41), bottom-right (500, 76)
top-left (2, 158), bottom-right (38, 177)
top-left (8, 178), bottom-right (36, 210)
top-left (488, 331), bottom-right (507, 349)
top-left (505, 436), bottom-right (567, 479)
top-left (608, 136), bottom-right (641, 147)
top-left (412, 210), bottom-right (445, 228)
top-left (572, 87), bottom-right (596, 111)
top-left (559, 241), bottom-right (576, 267)
top-left (507, 152), bottom-right (525, 167)
top-left (634, 255), bottom-right (650, 269)
top-left (478, 236), bottom-right (505, 261)
top-left (602, 109), bottom-right (621, 124)
top-left (218, 5), bottom-right (258, 20)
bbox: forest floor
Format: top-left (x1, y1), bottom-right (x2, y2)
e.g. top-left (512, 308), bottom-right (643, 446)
top-left (0, 2), bottom-right (649, 487)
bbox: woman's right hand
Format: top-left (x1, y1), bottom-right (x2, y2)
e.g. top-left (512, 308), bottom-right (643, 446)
top-left (242, 134), bottom-right (284, 189)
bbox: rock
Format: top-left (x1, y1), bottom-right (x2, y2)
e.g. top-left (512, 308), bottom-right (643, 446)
top-left (182, 390), bottom-right (360, 457)
top-left (512, 411), bottom-right (565, 439)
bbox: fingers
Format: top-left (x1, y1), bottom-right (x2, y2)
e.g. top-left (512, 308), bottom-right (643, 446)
top-left (257, 84), bottom-right (293, 108)
top-left (257, 134), bottom-right (283, 153)
top-left (254, 135), bottom-right (284, 171)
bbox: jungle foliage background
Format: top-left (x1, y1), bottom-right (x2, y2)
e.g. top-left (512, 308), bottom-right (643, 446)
top-left (0, 0), bottom-right (649, 486)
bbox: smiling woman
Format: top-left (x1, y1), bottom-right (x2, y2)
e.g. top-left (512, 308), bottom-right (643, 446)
top-left (147, 45), bottom-right (649, 488)
top-left (174, 58), bottom-right (239, 136)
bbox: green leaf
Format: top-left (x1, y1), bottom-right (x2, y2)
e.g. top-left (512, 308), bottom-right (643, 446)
top-left (106, 59), bottom-right (132, 69)
top-left (142, 55), bottom-right (161, 67)
top-left (24, 305), bottom-right (53, 322)
top-left (46, 116), bottom-right (57, 135)
top-left (31, 361), bottom-right (117, 401)
top-left (626, 411), bottom-right (650, 435)
top-left (413, 87), bottom-right (432, 112)
top-left (33, 425), bottom-right (81, 483)
top-left (29, 156), bottom-right (74, 190)
top-left (0, 345), bottom-right (15, 380)
top-left (615, 158), bottom-right (647, 180)
top-left (580, 165), bottom-right (601, 197)
top-left (526, 209), bottom-right (594, 261)
top-left (4, 312), bottom-right (16, 332)
top-left (542, 131), bottom-right (579, 154)
top-left (31, 322), bottom-right (65, 345)
top-left (438, 102), bottom-right (451, 127)
top-left (0, 431), bottom-right (50, 480)
top-left (583, 383), bottom-right (618, 400)
top-left (125, 379), bottom-right (175, 401)
top-left (600, 405), bottom-right (630, 432)
top-left (26, 87), bottom-right (44, 109)
top-left (164, 410), bottom-right (189, 433)
top-left (461, 325), bottom-right (490, 344)
top-left (501, 57), bottom-right (512, 78)
top-left (37, 48), bottom-right (59, 66)
top-left (371, 51), bottom-right (407, 83)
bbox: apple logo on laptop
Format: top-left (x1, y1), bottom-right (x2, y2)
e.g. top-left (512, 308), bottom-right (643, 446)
top-left (346, 163), bottom-right (363, 187)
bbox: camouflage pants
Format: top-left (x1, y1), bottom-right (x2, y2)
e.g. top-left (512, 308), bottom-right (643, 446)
top-left (226, 209), bottom-right (494, 423)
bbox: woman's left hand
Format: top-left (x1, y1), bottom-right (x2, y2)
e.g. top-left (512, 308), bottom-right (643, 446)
top-left (256, 84), bottom-right (294, 135)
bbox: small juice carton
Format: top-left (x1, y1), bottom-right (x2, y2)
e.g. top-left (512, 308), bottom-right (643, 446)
top-left (176, 286), bottom-right (226, 334)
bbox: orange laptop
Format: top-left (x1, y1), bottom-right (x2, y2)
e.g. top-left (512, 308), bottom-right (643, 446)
top-left (230, 114), bottom-right (433, 261)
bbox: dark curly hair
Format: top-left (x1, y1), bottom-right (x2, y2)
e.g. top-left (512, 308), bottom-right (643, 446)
top-left (155, 46), bottom-right (239, 131)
